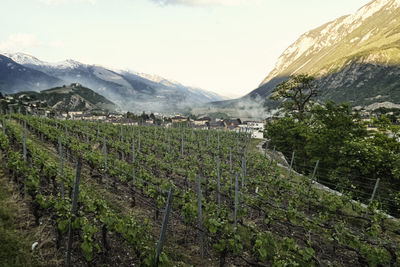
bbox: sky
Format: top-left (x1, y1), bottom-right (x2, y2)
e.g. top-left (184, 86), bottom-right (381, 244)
top-left (0, 0), bottom-right (371, 98)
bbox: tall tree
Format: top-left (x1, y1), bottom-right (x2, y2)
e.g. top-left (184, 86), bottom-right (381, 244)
top-left (270, 74), bottom-right (318, 121)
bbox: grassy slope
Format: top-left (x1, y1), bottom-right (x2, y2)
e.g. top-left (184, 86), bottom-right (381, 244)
top-left (0, 154), bottom-right (38, 267)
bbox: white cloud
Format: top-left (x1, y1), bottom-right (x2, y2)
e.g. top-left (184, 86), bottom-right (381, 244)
top-left (39, 0), bottom-right (96, 4)
top-left (0, 33), bottom-right (65, 53)
top-left (149, 0), bottom-right (260, 6)
top-left (0, 33), bottom-right (39, 52)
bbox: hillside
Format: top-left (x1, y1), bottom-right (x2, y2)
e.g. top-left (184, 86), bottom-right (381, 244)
top-left (250, 0), bottom-right (400, 108)
top-left (13, 84), bottom-right (117, 112)
top-left (0, 114), bottom-right (399, 266)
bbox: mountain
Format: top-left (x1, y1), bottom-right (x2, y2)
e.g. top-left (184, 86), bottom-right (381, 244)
top-left (13, 83), bottom-right (117, 112)
top-left (0, 52), bottom-right (228, 112)
top-left (249, 0), bottom-right (400, 109)
top-left (129, 71), bottom-right (227, 103)
top-left (0, 55), bottom-right (62, 94)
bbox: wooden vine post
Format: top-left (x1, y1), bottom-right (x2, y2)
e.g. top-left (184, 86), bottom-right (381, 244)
top-left (65, 157), bottom-right (83, 267)
top-left (370, 176), bottom-right (381, 203)
top-left (103, 137), bottom-right (109, 188)
top-left (229, 147), bottom-right (233, 184)
top-left (307, 160), bottom-right (319, 197)
top-left (217, 155), bottom-right (221, 207)
top-left (132, 138), bottom-right (136, 207)
top-left (58, 136), bottom-right (65, 198)
top-left (241, 156), bottom-right (245, 188)
top-left (197, 174), bottom-right (204, 258)
top-left (154, 188), bottom-right (174, 267)
top-left (23, 120), bottom-right (27, 163)
top-left (234, 172), bottom-right (239, 230)
top-left (288, 151), bottom-right (295, 178)
top-left (138, 130), bottom-right (141, 152)
top-left (181, 133), bottom-right (184, 157)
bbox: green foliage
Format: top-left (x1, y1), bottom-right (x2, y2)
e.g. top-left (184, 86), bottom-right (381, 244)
top-left (1, 113), bottom-right (399, 266)
top-left (271, 74), bottom-right (318, 121)
top-left (253, 232), bottom-right (315, 266)
top-left (265, 100), bottom-right (400, 215)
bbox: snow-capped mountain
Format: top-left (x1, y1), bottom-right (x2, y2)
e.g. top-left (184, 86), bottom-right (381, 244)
top-left (4, 52), bottom-right (82, 69)
top-left (4, 52), bottom-right (44, 66)
top-left (0, 52), bottom-right (228, 112)
top-left (249, 0), bottom-right (400, 107)
top-left (0, 55), bottom-right (62, 93)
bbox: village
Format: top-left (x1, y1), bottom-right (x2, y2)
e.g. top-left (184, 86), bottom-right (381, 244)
top-left (0, 92), bottom-right (265, 138)
top-left (53, 111), bottom-right (266, 139)
top-left (2, 91), bottom-right (400, 141)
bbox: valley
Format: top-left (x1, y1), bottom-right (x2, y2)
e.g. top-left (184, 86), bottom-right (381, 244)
top-left (1, 0), bottom-right (400, 266)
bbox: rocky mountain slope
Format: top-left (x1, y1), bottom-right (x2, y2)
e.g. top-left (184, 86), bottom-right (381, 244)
top-left (0, 53), bottom-right (227, 112)
top-left (251, 0), bottom-right (400, 108)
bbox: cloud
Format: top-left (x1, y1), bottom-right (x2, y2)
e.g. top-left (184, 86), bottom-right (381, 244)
top-left (39, 0), bottom-right (96, 4)
top-left (0, 33), bottom-right (39, 52)
top-left (0, 33), bottom-right (65, 53)
top-left (149, 0), bottom-right (260, 6)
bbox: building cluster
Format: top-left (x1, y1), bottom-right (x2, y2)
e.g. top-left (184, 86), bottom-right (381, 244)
top-left (57, 112), bottom-right (266, 139)
top-left (0, 93), bottom-right (47, 114)
top-left (171, 116), bottom-right (265, 138)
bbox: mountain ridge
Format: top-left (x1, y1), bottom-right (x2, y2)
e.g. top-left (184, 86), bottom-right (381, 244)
top-left (0, 52), bottom-right (228, 113)
top-left (250, 0), bottom-right (400, 108)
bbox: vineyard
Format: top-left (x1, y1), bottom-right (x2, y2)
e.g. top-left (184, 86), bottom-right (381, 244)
top-left (0, 113), bottom-right (399, 266)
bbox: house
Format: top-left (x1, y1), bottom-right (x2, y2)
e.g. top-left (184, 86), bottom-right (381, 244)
top-left (108, 113), bottom-right (124, 119)
top-left (84, 115), bottom-right (106, 121)
top-left (209, 121), bottom-right (225, 129)
top-left (246, 121), bottom-right (265, 130)
top-left (69, 111), bottom-right (83, 116)
top-left (244, 121), bottom-right (265, 138)
top-left (60, 113), bottom-right (69, 119)
top-left (171, 116), bottom-right (187, 123)
top-left (251, 131), bottom-right (264, 139)
top-left (69, 111), bottom-right (84, 120)
top-left (194, 117), bottom-right (211, 126)
top-left (87, 115), bottom-right (106, 121)
top-left (223, 119), bottom-right (241, 128)
top-left (71, 83), bottom-right (82, 88)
